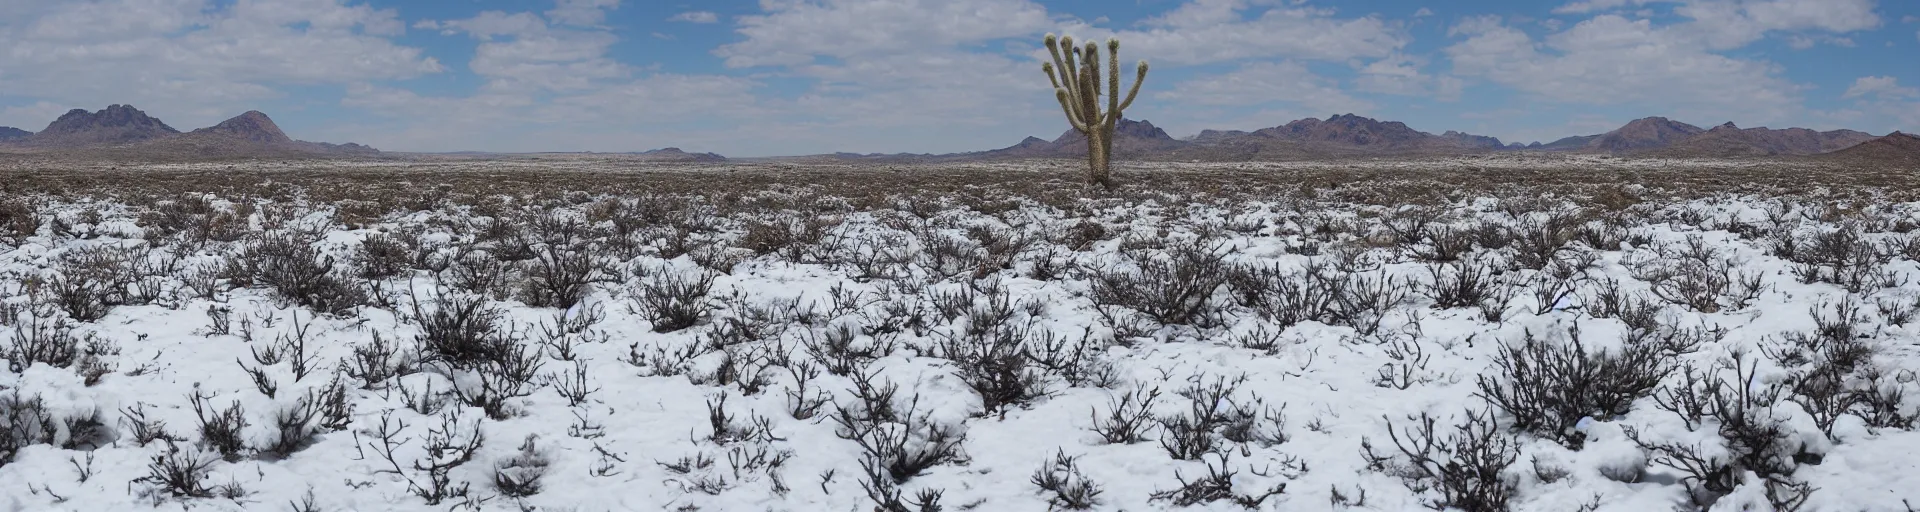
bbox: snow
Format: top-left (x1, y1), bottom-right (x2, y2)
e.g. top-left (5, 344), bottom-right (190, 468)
top-left (0, 163), bottom-right (1916, 512)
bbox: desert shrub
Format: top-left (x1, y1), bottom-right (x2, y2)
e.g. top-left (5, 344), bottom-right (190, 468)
top-left (410, 290), bottom-right (511, 368)
top-left (0, 198), bottom-right (36, 242)
top-left (0, 391), bottom-right (59, 466)
top-left (966, 223), bottom-right (1037, 276)
top-left (263, 391), bottom-right (327, 458)
top-left (1327, 269), bottom-right (1410, 336)
top-left (243, 231), bottom-right (367, 316)
top-left (1423, 259), bottom-right (1499, 310)
top-left (1582, 277), bottom-right (1663, 332)
top-left (1059, 218), bottom-right (1109, 251)
top-left (344, 332), bottom-right (418, 389)
top-left (1154, 376), bottom-right (1285, 460)
top-left (1147, 451), bottom-right (1287, 508)
top-left (1638, 352), bottom-right (1807, 507)
top-left (446, 337), bottom-right (542, 421)
top-left (363, 410), bottom-right (485, 507)
top-left (834, 231), bottom-right (914, 282)
top-left (832, 381), bottom-right (966, 485)
top-left (1509, 209), bottom-right (1581, 270)
top-left (1031, 449), bottom-right (1104, 510)
top-left (931, 316), bottom-right (1049, 415)
top-left (1383, 206), bottom-right (1443, 244)
top-left (354, 232), bottom-right (416, 280)
top-left (1476, 323), bottom-right (1673, 448)
top-left (1413, 224), bottom-right (1475, 262)
top-left (135, 440), bottom-right (217, 499)
top-left (917, 230), bottom-right (984, 280)
top-left (1575, 217), bottom-right (1630, 250)
top-left (446, 247), bottom-right (513, 299)
top-left (517, 243), bottom-right (604, 309)
top-left (5, 308), bottom-right (90, 370)
top-left (1629, 235), bottom-right (1763, 313)
top-left (1227, 259), bottom-right (1335, 328)
top-left (493, 435), bottom-right (550, 498)
top-left (43, 245), bottom-right (139, 322)
top-left (630, 269), bottom-right (715, 333)
top-left (188, 390), bottom-right (249, 461)
top-left (1364, 407), bottom-right (1519, 512)
top-left (1471, 221), bottom-right (1515, 251)
top-left (1849, 368), bottom-right (1918, 430)
top-left (137, 194), bottom-right (248, 249)
top-left (1089, 386), bottom-right (1160, 444)
top-left (1786, 225), bottom-right (1898, 293)
top-left (1088, 238), bottom-right (1230, 327)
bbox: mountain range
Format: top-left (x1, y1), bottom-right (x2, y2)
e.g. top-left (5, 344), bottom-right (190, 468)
top-left (1, 105), bottom-right (1913, 164)
top-left (953, 114), bottom-right (1896, 162)
top-left (0, 105), bottom-right (376, 159)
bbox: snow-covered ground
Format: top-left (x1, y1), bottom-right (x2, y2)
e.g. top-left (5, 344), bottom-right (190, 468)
top-left (0, 162), bottom-right (1915, 511)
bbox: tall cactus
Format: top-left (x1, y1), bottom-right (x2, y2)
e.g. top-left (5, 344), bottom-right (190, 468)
top-left (1042, 34), bottom-right (1148, 189)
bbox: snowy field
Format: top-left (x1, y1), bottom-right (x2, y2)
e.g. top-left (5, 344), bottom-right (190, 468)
top-left (0, 159), bottom-right (1916, 511)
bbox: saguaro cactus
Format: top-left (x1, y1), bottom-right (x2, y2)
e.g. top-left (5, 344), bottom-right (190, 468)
top-left (1042, 34), bottom-right (1148, 189)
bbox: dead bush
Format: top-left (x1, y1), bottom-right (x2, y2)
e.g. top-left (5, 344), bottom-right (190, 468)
top-left (244, 231), bottom-right (368, 316)
top-left (1087, 238), bottom-right (1230, 327)
top-left (1363, 407), bottom-right (1519, 512)
top-left (1476, 323), bottom-right (1673, 448)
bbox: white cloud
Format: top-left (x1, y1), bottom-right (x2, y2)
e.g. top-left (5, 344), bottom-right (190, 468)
top-left (1078, 3), bottom-right (1408, 66)
top-left (1675, 0), bottom-right (1879, 49)
top-left (1446, 14), bottom-right (1805, 124)
top-left (0, 0), bottom-right (440, 129)
top-left (1414, 8), bottom-right (1434, 17)
top-left (1844, 76), bottom-right (1918, 99)
top-left (1158, 61), bottom-right (1375, 115)
top-left (669, 11), bottom-right (718, 23)
top-left (1352, 54), bottom-right (1463, 101)
top-left (1549, 0), bottom-right (1880, 49)
top-left (1551, 0), bottom-right (1660, 15)
top-left (694, 0), bottom-right (1417, 154)
top-left (546, 0), bottom-right (619, 26)
top-left (715, 0), bottom-right (1051, 68)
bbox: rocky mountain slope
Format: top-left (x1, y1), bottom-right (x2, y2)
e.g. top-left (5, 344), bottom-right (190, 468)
top-left (960, 114), bottom-right (1895, 162)
top-left (1655, 122), bottom-right (1876, 157)
top-left (0, 105), bottom-right (377, 159)
top-left (976, 114), bottom-right (1507, 161)
top-left (0, 126), bottom-right (30, 142)
top-left (26, 104), bottom-right (179, 146)
top-left (1815, 131), bottom-right (1920, 166)
top-left (631, 147), bottom-right (727, 162)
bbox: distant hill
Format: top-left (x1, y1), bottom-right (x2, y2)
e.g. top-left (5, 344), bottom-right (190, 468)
top-left (965, 118), bottom-right (1188, 160)
top-left (0, 105), bottom-right (379, 159)
top-left (27, 104), bottom-right (179, 146)
top-left (1538, 134), bottom-right (1601, 151)
top-left (1523, 116), bottom-right (1884, 158)
top-left (189, 110), bottom-right (291, 143)
top-left (1654, 122), bottom-right (1875, 157)
top-left (1591, 117), bottom-right (1705, 152)
top-left (1815, 131), bottom-right (1920, 166)
top-left (971, 114), bottom-right (1507, 161)
top-left (0, 127), bottom-right (30, 141)
top-left (631, 147), bottom-right (726, 162)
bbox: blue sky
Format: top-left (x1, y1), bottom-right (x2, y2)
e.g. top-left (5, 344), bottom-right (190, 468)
top-left (2, 0), bottom-right (1917, 156)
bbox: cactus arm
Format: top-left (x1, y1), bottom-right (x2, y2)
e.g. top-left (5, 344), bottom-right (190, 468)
top-left (1107, 39), bottom-right (1121, 130)
top-left (1054, 89), bottom-right (1091, 133)
top-left (1117, 61), bottom-right (1149, 113)
top-left (1060, 36), bottom-right (1079, 90)
top-left (1078, 58), bottom-right (1099, 131)
top-left (1045, 35), bottom-right (1075, 92)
